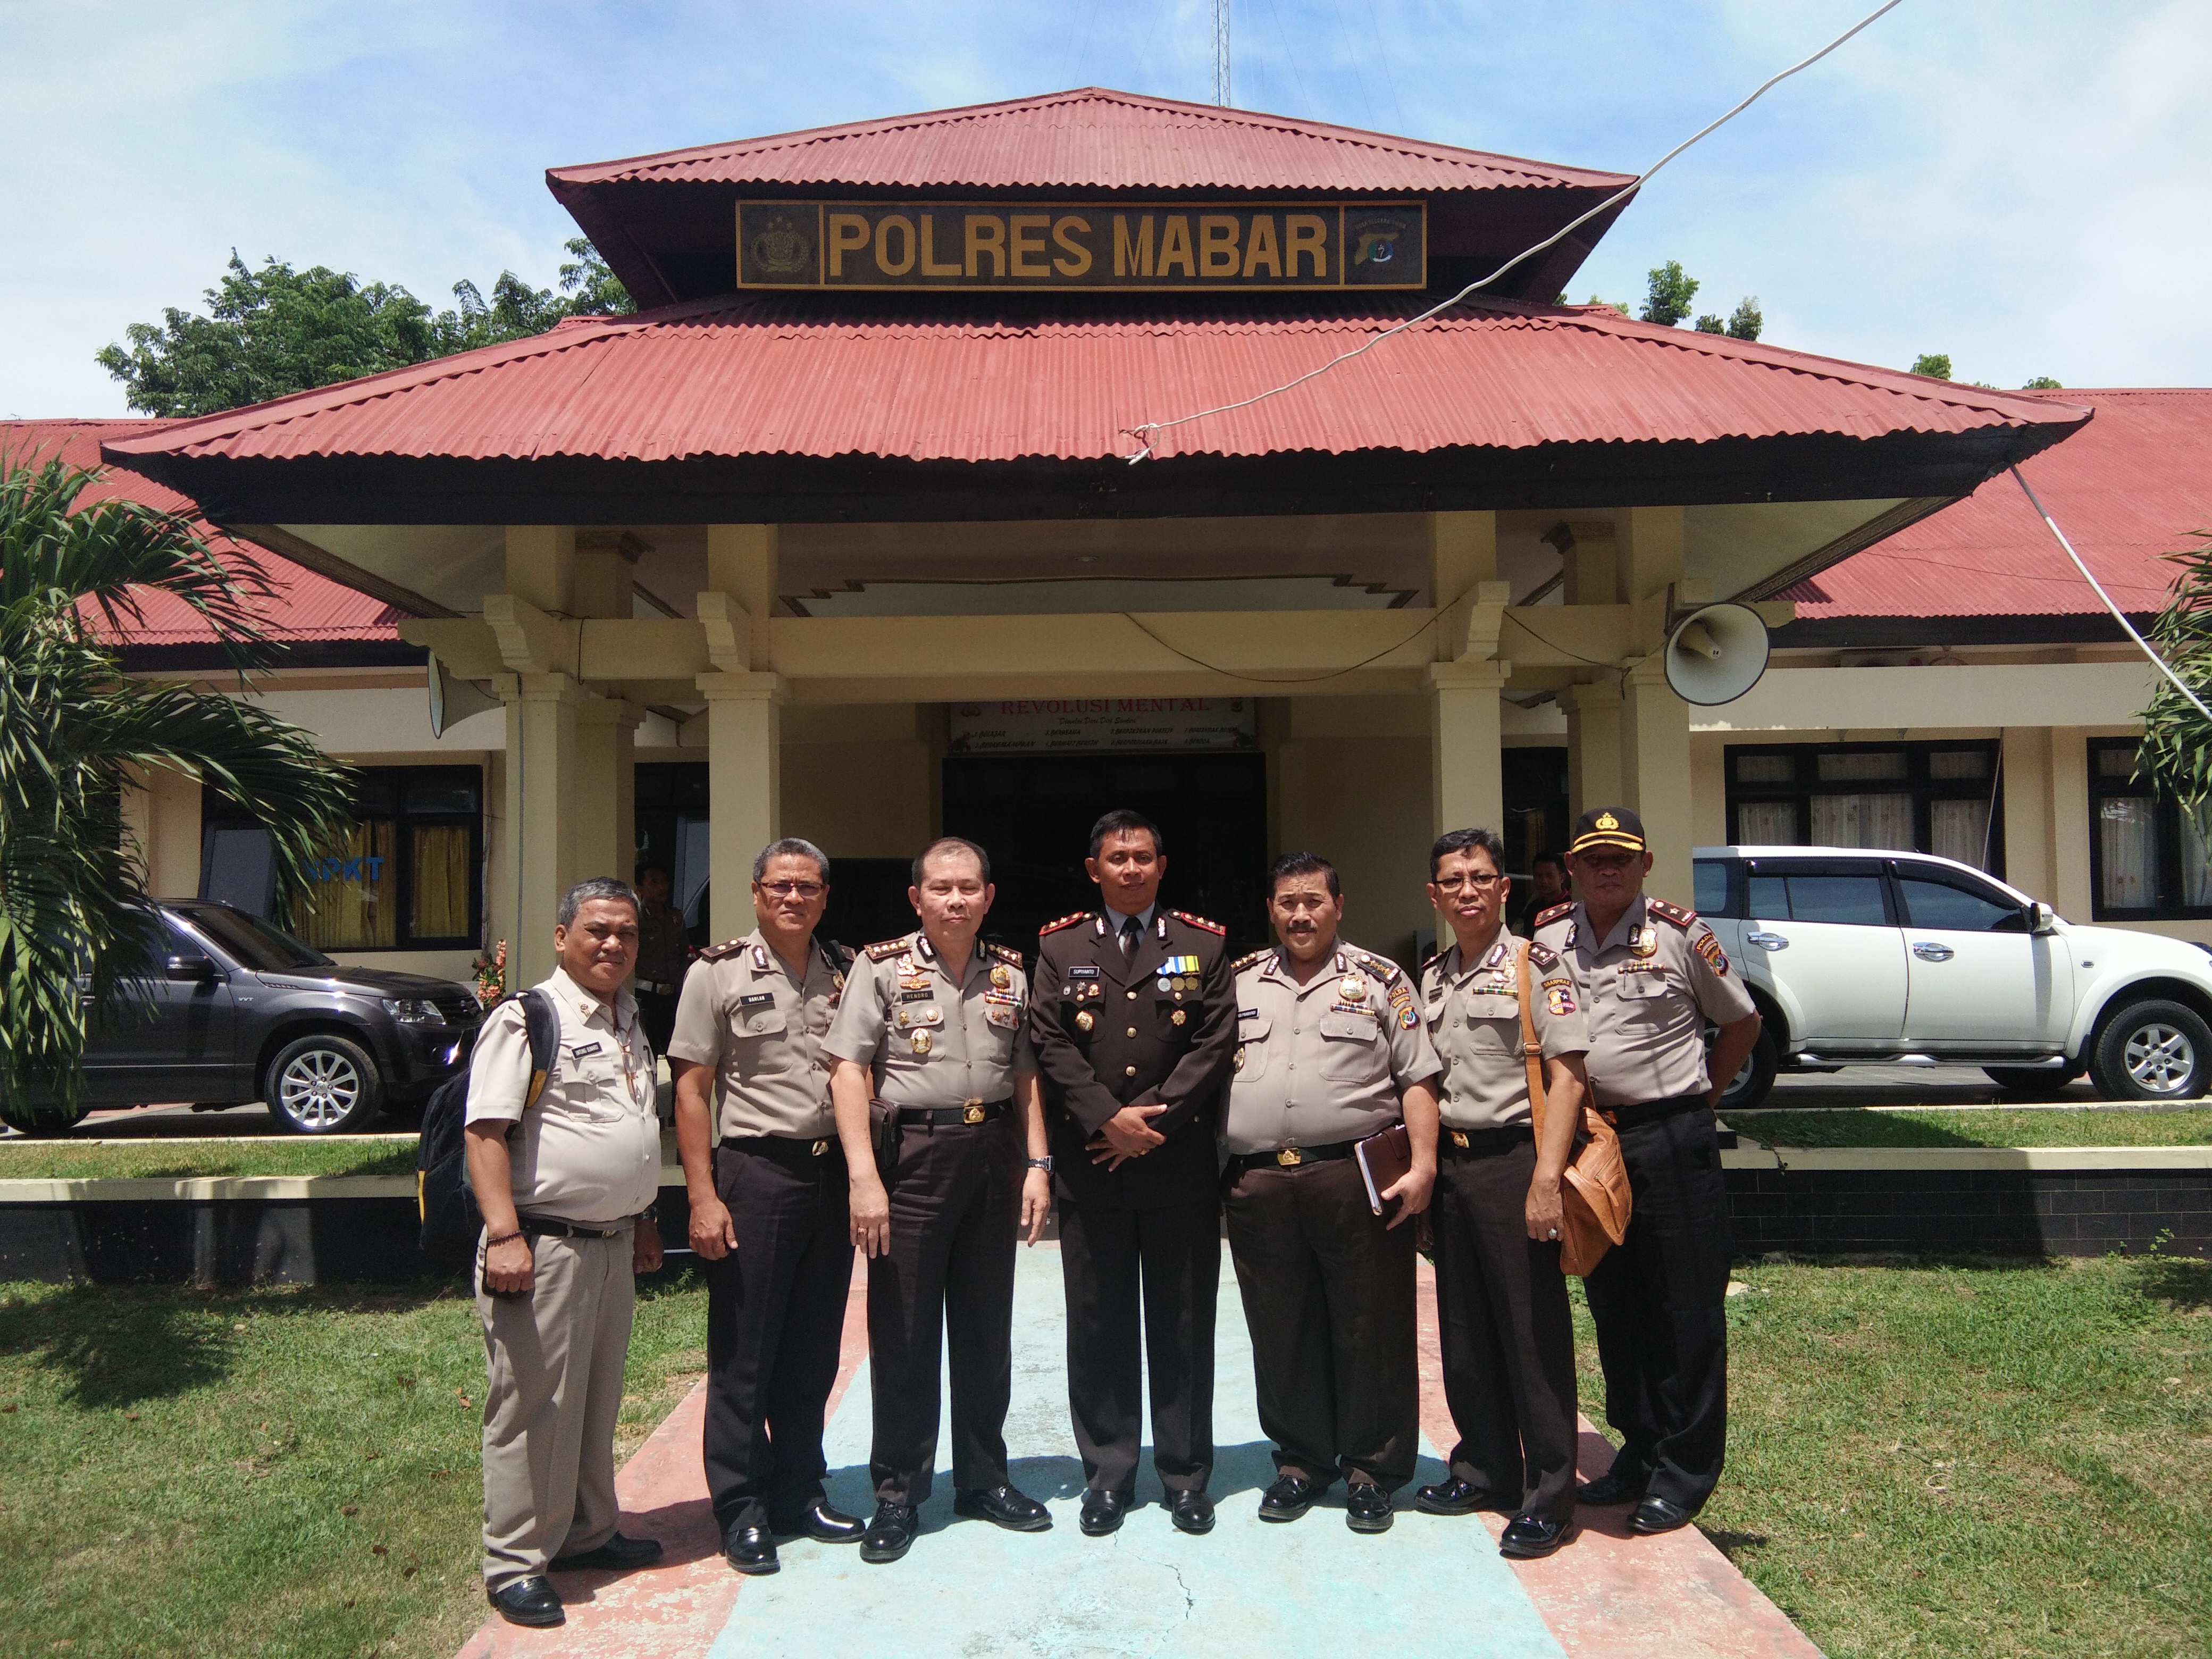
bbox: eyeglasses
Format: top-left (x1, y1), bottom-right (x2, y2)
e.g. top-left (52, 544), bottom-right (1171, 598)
top-left (1431, 873), bottom-right (1507, 893)
top-left (757, 881), bottom-right (825, 899)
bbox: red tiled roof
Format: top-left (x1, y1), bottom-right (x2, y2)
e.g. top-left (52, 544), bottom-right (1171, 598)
top-left (0, 420), bottom-right (404, 644)
top-left (546, 87), bottom-right (1635, 195)
top-left (103, 296), bottom-right (2083, 470)
top-left (1780, 390), bottom-right (2212, 618)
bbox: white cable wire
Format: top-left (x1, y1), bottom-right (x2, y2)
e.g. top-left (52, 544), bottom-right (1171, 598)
top-left (1119, 0), bottom-right (1907, 462)
top-left (2009, 465), bottom-right (2212, 721)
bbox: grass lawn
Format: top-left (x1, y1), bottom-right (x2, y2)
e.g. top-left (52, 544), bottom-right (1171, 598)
top-left (1566, 1253), bottom-right (2211, 1658)
top-left (0, 1269), bottom-right (710, 1659)
top-left (1729, 1106), bottom-right (2212, 1150)
top-left (0, 1138), bottom-right (421, 1181)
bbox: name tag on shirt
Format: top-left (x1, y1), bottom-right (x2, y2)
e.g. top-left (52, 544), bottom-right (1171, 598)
top-left (1068, 965), bottom-right (1101, 978)
top-left (739, 992), bottom-right (775, 1009)
top-left (899, 987), bottom-right (934, 1003)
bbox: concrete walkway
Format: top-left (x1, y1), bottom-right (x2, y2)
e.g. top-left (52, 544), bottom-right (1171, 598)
top-left (458, 1246), bottom-right (1819, 1658)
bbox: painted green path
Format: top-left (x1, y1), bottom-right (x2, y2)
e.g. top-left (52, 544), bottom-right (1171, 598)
top-left (710, 1244), bottom-right (1568, 1658)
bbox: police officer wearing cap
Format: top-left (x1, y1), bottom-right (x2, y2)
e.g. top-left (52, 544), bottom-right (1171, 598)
top-left (668, 837), bottom-right (862, 1577)
top-left (824, 837), bottom-right (1055, 1564)
top-left (1223, 851), bottom-right (1441, 1534)
top-left (1029, 809), bottom-right (1236, 1539)
top-left (1412, 826), bottom-right (1590, 1560)
top-left (1532, 807), bottom-right (1762, 1535)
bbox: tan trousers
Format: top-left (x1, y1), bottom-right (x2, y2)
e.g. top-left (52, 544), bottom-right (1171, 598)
top-left (476, 1228), bottom-right (635, 1588)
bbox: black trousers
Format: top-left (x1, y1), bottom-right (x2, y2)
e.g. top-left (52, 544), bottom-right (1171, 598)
top-left (1058, 1196), bottom-right (1220, 1496)
top-left (1581, 1102), bottom-right (1732, 1512)
top-left (1431, 1137), bottom-right (1579, 1522)
top-left (702, 1142), bottom-right (854, 1533)
top-left (866, 1117), bottom-right (1018, 1504)
top-left (1223, 1156), bottom-right (1419, 1489)
top-left (635, 991), bottom-right (678, 1066)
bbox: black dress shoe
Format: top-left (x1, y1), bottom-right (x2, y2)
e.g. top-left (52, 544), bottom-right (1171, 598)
top-left (1169, 1489), bottom-right (1215, 1536)
top-left (1079, 1488), bottom-right (1130, 1536)
top-left (1345, 1481), bottom-right (1394, 1534)
top-left (1576, 1467), bottom-right (1650, 1506)
top-left (487, 1575), bottom-right (563, 1627)
top-left (1630, 1495), bottom-right (1695, 1535)
top-left (772, 1499), bottom-right (867, 1543)
top-left (953, 1484), bottom-right (1053, 1532)
top-left (722, 1523), bottom-right (779, 1576)
top-left (860, 1502), bottom-right (918, 1563)
top-left (551, 1530), bottom-right (664, 1571)
top-left (1499, 1514), bottom-right (1579, 1559)
top-left (1414, 1476), bottom-right (1512, 1516)
top-left (1258, 1472), bottom-right (1319, 1523)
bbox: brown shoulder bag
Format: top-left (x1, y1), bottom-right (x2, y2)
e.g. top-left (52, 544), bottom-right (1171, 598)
top-left (1516, 942), bottom-right (1632, 1277)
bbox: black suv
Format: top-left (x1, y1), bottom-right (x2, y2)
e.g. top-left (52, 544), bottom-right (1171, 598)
top-left (28, 900), bottom-right (482, 1135)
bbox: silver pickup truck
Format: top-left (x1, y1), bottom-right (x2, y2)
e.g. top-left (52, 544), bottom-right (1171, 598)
top-left (1694, 846), bottom-right (2212, 1109)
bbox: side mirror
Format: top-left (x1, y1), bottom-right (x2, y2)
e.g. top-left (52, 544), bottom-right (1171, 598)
top-left (164, 952), bottom-right (219, 982)
top-left (2028, 902), bottom-right (2058, 936)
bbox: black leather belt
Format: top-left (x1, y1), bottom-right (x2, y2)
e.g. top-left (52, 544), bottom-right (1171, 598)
top-left (1223, 1139), bottom-right (1358, 1180)
top-left (894, 1097), bottom-right (1012, 1127)
top-left (1602, 1094), bottom-right (1711, 1130)
top-left (516, 1214), bottom-right (634, 1240)
top-left (1439, 1124), bottom-right (1534, 1157)
top-left (720, 1134), bottom-right (843, 1164)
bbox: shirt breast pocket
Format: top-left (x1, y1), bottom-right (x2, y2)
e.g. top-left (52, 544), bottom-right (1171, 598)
top-left (733, 1003), bottom-right (788, 1041)
top-left (1612, 971), bottom-right (1671, 1013)
top-left (984, 1002), bottom-right (1022, 1033)
top-left (1235, 1015), bottom-right (1271, 1080)
top-left (1460, 993), bottom-right (1521, 1052)
top-left (1317, 1011), bottom-right (1379, 1081)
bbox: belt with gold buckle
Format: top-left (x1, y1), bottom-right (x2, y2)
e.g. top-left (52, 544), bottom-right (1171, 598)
top-left (893, 1098), bottom-right (1012, 1128)
top-left (1224, 1139), bottom-right (1359, 1182)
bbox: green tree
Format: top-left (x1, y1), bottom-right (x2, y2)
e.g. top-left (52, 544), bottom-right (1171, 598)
top-left (97, 239), bottom-right (633, 418)
top-left (2024, 375), bottom-right (2063, 390)
top-left (0, 455), bottom-right (355, 1131)
top-left (1911, 353), bottom-right (1953, 379)
top-left (1639, 260), bottom-right (1699, 328)
top-left (2136, 530), bottom-right (2212, 840)
top-left (1695, 297), bottom-right (1762, 341)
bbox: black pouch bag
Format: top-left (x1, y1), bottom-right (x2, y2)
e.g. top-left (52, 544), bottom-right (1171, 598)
top-left (866, 1097), bottom-right (901, 1184)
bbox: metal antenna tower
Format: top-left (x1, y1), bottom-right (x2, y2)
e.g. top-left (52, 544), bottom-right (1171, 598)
top-left (1212, 0), bottom-right (1230, 105)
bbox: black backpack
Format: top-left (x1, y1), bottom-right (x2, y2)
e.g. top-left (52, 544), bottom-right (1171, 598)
top-left (416, 987), bottom-right (560, 1260)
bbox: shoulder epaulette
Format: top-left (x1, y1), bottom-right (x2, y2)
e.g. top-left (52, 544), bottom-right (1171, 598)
top-left (1171, 909), bottom-right (1226, 936)
top-left (986, 941), bottom-right (1024, 966)
top-left (1531, 901), bottom-right (1575, 931)
top-left (1527, 941), bottom-right (1561, 970)
top-left (823, 937), bottom-right (856, 967)
top-left (697, 936), bottom-right (748, 962)
top-left (1419, 950), bottom-right (1443, 974)
top-left (1647, 898), bottom-right (1696, 929)
top-left (1353, 950), bottom-right (1403, 985)
top-left (1039, 910), bottom-right (1089, 937)
top-left (1231, 948), bottom-right (1272, 973)
top-left (864, 937), bottom-right (909, 961)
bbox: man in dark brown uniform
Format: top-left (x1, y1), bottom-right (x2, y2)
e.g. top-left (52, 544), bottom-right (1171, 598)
top-left (668, 837), bottom-right (862, 1577)
top-left (632, 864), bottom-right (692, 1063)
top-left (1029, 809), bottom-right (1236, 1539)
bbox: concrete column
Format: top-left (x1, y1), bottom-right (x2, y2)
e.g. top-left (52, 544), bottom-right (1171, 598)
top-left (706, 524), bottom-right (778, 670)
top-left (499, 672), bottom-right (584, 985)
top-left (1428, 510), bottom-right (1497, 623)
top-left (699, 671), bottom-right (783, 940)
top-left (1547, 521), bottom-right (1619, 606)
top-left (1622, 657), bottom-right (1695, 905)
top-left (1559, 678), bottom-right (1622, 825)
top-left (1428, 660), bottom-right (1507, 837)
top-left (2001, 726), bottom-right (2056, 899)
top-left (573, 530), bottom-right (644, 620)
top-left (572, 694), bottom-right (641, 888)
top-left (505, 526), bottom-right (576, 617)
top-left (2048, 727), bottom-right (2093, 919)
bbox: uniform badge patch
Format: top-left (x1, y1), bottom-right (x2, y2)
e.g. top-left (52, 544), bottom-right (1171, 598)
top-left (1545, 984), bottom-right (1578, 1017)
top-left (1631, 925), bottom-right (1658, 959)
top-left (1397, 1004), bottom-right (1419, 1029)
top-left (1075, 1010), bottom-right (1095, 1032)
top-left (990, 964), bottom-right (1011, 989)
top-left (1339, 973), bottom-right (1365, 1002)
top-left (1693, 932), bottom-right (1732, 976)
top-left (910, 1030), bottom-right (932, 1054)
top-left (1170, 1008), bottom-right (1187, 1026)
top-left (1233, 1044), bottom-right (1246, 1072)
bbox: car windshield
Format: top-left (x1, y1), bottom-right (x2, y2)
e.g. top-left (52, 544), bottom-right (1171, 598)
top-left (178, 906), bottom-right (334, 970)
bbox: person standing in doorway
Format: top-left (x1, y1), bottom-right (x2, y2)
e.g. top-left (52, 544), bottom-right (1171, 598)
top-left (1533, 808), bottom-right (1761, 1535)
top-left (633, 863), bottom-right (692, 1065)
top-left (1414, 827), bottom-right (1589, 1559)
top-left (1029, 809), bottom-right (1235, 1538)
top-left (824, 838), bottom-right (1055, 1564)
top-left (668, 837), bottom-right (864, 1577)
top-left (1511, 850), bottom-right (1571, 934)
top-left (1222, 852), bottom-right (1440, 1534)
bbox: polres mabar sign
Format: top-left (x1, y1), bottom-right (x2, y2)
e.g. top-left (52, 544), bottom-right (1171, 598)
top-left (738, 202), bottom-right (1424, 291)
top-left (948, 697), bottom-right (1257, 754)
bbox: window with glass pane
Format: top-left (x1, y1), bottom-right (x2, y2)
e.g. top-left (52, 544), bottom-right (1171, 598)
top-left (1694, 860), bottom-right (1731, 916)
top-left (1897, 876), bottom-right (2021, 932)
top-left (1782, 875), bottom-right (1890, 925)
top-left (1735, 800), bottom-right (1797, 844)
top-left (1734, 753), bottom-right (1796, 784)
top-left (1817, 751), bottom-right (1908, 783)
top-left (1929, 798), bottom-right (1993, 869)
top-left (1726, 741), bottom-right (2002, 873)
top-left (2086, 738), bottom-right (2210, 919)
top-left (301, 820), bottom-right (398, 949)
top-left (1810, 792), bottom-right (1915, 848)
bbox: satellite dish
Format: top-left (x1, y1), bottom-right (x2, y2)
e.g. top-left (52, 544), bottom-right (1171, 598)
top-left (1663, 603), bottom-right (1771, 706)
top-left (428, 652), bottom-right (501, 739)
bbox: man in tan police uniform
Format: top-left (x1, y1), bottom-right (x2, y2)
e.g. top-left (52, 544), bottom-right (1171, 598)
top-left (1413, 826), bottom-right (1590, 1560)
top-left (825, 837), bottom-right (1055, 1564)
top-left (1533, 807), bottom-right (1762, 1535)
top-left (669, 837), bottom-right (864, 1577)
top-left (467, 877), bottom-right (666, 1629)
top-left (1223, 851), bottom-right (1440, 1534)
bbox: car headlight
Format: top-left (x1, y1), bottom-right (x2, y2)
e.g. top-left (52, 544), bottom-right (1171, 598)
top-left (381, 997), bottom-right (445, 1025)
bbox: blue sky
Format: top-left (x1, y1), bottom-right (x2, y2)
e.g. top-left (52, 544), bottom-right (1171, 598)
top-left (4, 0), bottom-right (2207, 417)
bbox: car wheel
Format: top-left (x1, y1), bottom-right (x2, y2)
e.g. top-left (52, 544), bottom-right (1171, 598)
top-left (264, 1033), bottom-right (384, 1133)
top-left (1711, 1023), bottom-right (1779, 1111)
top-left (1983, 1064), bottom-right (2082, 1099)
top-left (0, 1101), bottom-right (92, 1137)
top-left (2089, 1000), bottom-right (2212, 1102)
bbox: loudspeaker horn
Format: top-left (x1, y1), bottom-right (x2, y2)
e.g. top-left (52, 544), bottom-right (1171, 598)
top-left (428, 652), bottom-right (501, 739)
top-left (1663, 602), bottom-right (1771, 706)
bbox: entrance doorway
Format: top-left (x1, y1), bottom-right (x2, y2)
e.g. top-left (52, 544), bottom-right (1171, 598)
top-left (943, 752), bottom-right (1270, 958)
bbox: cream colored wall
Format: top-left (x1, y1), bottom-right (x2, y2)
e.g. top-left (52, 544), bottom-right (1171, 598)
top-left (139, 765), bottom-right (203, 898)
top-left (779, 703), bottom-right (934, 859)
top-left (1274, 694), bottom-right (1436, 968)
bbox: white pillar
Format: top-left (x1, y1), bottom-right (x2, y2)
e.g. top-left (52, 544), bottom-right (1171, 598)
top-left (698, 671), bottom-right (783, 941)
top-left (1428, 660), bottom-right (1507, 838)
top-left (500, 671), bottom-right (583, 986)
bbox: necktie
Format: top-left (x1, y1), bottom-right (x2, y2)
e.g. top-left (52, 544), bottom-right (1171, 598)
top-left (1120, 914), bottom-right (1141, 957)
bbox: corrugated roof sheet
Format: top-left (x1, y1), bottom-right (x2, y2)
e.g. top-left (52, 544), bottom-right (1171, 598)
top-left (105, 297), bottom-right (2083, 471)
top-left (1781, 390), bottom-right (2212, 618)
top-left (1, 420), bottom-right (404, 643)
top-left (546, 87), bottom-right (1635, 195)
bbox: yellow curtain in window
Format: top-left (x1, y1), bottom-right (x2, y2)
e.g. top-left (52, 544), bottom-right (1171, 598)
top-left (300, 821), bottom-right (398, 949)
top-left (412, 824), bottom-right (472, 940)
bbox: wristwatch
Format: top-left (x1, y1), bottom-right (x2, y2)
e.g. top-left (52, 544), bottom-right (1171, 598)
top-left (1027, 1155), bottom-right (1054, 1172)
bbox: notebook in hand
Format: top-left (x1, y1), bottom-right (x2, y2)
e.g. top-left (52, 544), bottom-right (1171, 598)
top-left (1354, 1123), bottom-right (1412, 1216)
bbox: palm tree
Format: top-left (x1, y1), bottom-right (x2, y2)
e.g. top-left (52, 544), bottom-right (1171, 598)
top-left (1, 453), bottom-right (356, 1132)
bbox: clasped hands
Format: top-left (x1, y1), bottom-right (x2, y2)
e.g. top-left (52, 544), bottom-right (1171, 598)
top-left (1087, 1103), bottom-right (1168, 1169)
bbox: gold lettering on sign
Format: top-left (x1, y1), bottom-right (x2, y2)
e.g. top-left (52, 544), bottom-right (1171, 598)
top-left (1155, 215), bottom-right (1196, 278)
top-left (1198, 215), bottom-right (1240, 278)
top-left (1052, 215), bottom-right (1092, 276)
top-left (920, 214), bottom-right (961, 278)
top-left (1114, 215), bottom-right (1154, 278)
top-left (1008, 214), bottom-right (1051, 279)
top-left (827, 213), bottom-right (870, 278)
top-left (1286, 214), bottom-right (1329, 278)
top-left (876, 214), bottom-right (916, 276)
top-left (965, 215), bottom-right (1007, 278)
top-left (1243, 215), bottom-right (1281, 277)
